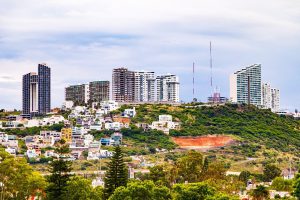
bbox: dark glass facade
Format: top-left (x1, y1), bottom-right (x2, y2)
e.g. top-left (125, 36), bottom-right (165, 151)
top-left (22, 64), bottom-right (51, 116)
top-left (38, 64), bottom-right (51, 114)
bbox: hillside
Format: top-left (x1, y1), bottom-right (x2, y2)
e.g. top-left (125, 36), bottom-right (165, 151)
top-left (121, 103), bottom-right (300, 156)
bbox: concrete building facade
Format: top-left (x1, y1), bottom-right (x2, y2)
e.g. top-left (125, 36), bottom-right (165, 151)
top-left (262, 82), bottom-right (280, 112)
top-left (65, 84), bottom-right (89, 105)
top-left (271, 88), bottom-right (280, 112)
top-left (112, 68), bottom-right (180, 103)
top-left (134, 71), bottom-right (156, 102)
top-left (156, 74), bottom-right (180, 102)
top-left (112, 68), bottom-right (135, 102)
top-left (89, 81), bottom-right (110, 103)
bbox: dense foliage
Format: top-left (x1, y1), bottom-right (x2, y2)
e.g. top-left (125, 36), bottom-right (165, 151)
top-left (62, 176), bottom-right (103, 200)
top-left (130, 104), bottom-right (300, 154)
top-left (0, 149), bottom-right (47, 199)
top-left (121, 128), bottom-right (177, 151)
top-left (293, 172), bottom-right (300, 198)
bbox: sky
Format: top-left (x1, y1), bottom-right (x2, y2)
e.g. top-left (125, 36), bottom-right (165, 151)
top-left (0, 0), bottom-right (299, 110)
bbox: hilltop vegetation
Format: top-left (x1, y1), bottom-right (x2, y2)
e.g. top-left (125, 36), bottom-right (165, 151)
top-left (121, 103), bottom-right (300, 156)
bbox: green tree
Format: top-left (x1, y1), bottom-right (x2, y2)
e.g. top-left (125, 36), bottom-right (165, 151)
top-left (172, 182), bottom-right (237, 200)
top-left (202, 161), bottom-right (227, 181)
top-left (239, 171), bottom-right (251, 185)
top-left (148, 164), bottom-right (178, 187)
top-left (0, 150), bottom-right (47, 200)
top-left (104, 146), bottom-right (128, 199)
top-left (109, 180), bottom-right (171, 200)
top-left (293, 173), bottom-right (300, 199)
top-left (176, 151), bottom-right (204, 183)
top-left (46, 140), bottom-right (72, 200)
top-left (62, 176), bottom-right (103, 200)
top-left (251, 185), bottom-right (269, 200)
top-left (271, 177), bottom-right (293, 192)
top-left (263, 164), bottom-right (281, 182)
top-left (204, 177), bottom-right (244, 196)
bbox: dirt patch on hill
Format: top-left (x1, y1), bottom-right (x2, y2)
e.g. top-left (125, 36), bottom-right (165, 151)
top-left (172, 135), bottom-right (235, 150)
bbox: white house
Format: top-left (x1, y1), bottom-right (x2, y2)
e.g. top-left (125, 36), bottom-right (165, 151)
top-left (100, 101), bottom-right (119, 114)
top-left (5, 147), bottom-right (16, 156)
top-left (40, 131), bottom-right (62, 142)
top-left (87, 152), bottom-right (100, 160)
top-left (44, 150), bottom-right (59, 158)
top-left (90, 124), bottom-right (102, 131)
top-left (151, 115), bottom-right (180, 134)
top-left (104, 122), bottom-right (123, 131)
top-left (26, 149), bottom-right (39, 159)
top-left (24, 119), bottom-right (40, 128)
top-left (159, 115), bottom-right (173, 122)
top-left (84, 134), bottom-right (94, 147)
top-left (0, 134), bottom-right (18, 149)
top-left (100, 150), bottom-right (113, 158)
top-left (41, 115), bottom-right (65, 126)
top-left (123, 107), bottom-right (136, 118)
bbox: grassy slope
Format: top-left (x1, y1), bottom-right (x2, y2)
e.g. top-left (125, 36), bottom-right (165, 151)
top-left (126, 103), bottom-right (300, 155)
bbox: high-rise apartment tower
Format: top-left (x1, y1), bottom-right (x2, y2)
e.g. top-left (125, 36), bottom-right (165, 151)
top-left (22, 63), bottom-right (51, 116)
top-left (230, 64), bottom-right (261, 106)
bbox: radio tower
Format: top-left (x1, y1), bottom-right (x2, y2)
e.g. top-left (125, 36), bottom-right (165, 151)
top-left (210, 41), bottom-right (213, 97)
top-left (193, 62), bottom-right (195, 100)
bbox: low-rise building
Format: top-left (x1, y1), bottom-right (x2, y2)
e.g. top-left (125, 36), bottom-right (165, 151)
top-left (111, 132), bottom-right (122, 145)
top-left (26, 149), bottom-right (40, 159)
top-left (100, 101), bottom-right (119, 114)
top-left (0, 134), bottom-right (18, 149)
top-left (40, 131), bottom-right (61, 142)
top-left (5, 147), bottom-right (17, 156)
top-left (151, 115), bottom-right (180, 134)
top-left (123, 107), bottom-right (136, 118)
top-left (104, 122), bottom-right (123, 131)
top-left (72, 127), bottom-right (86, 140)
top-left (61, 128), bottom-right (72, 143)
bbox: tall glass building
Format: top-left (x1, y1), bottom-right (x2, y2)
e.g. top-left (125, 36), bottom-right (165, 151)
top-left (22, 72), bottom-right (39, 116)
top-left (230, 64), bottom-right (262, 106)
top-left (38, 64), bottom-right (51, 114)
top-left (22, 63), bottom-right (51, 116)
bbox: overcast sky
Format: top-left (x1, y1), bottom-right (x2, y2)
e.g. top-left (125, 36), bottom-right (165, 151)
top-left (0, 0), bottom-right (299, 110)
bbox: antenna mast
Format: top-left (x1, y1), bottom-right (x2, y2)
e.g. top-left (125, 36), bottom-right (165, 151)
top-left (193, 62), bottom-right (195, 100)
top-left (210, 41), bottom-right (213, 96)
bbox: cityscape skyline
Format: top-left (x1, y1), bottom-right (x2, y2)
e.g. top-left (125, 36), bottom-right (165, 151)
top-left (0, 0), bottom-right (299, 110)
top-left (0, 62), bottom-right (297, 111)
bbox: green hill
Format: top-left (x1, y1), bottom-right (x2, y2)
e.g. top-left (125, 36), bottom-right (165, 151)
top-left (123, 103), bottom-right (300, 155)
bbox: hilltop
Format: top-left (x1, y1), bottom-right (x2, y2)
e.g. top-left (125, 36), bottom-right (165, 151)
top-left (118, 103), bottom-right (300, 157)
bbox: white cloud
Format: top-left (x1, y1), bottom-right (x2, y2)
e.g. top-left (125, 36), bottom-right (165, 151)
top-left (0, 0), bottom-right (300, 109)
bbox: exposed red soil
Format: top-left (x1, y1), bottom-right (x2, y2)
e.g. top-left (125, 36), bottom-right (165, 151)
top-left (172, 135), bottom-right (234, 150)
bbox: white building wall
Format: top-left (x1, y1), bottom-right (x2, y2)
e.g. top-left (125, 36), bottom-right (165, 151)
top-left (134, 71), bottom-right (155, 102)
top-left (262, 83), bottom-right (271, 109)
top-left (156, 74), bottom-right (180, 102)
top-left (84, 84), bottom-right (90, 104)
top-left (271, 88), bottom-right (280, 112)
top-left (229, 74), bottom-right (237, 102)
top-left (230, 64), bottom-right (261, 106)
